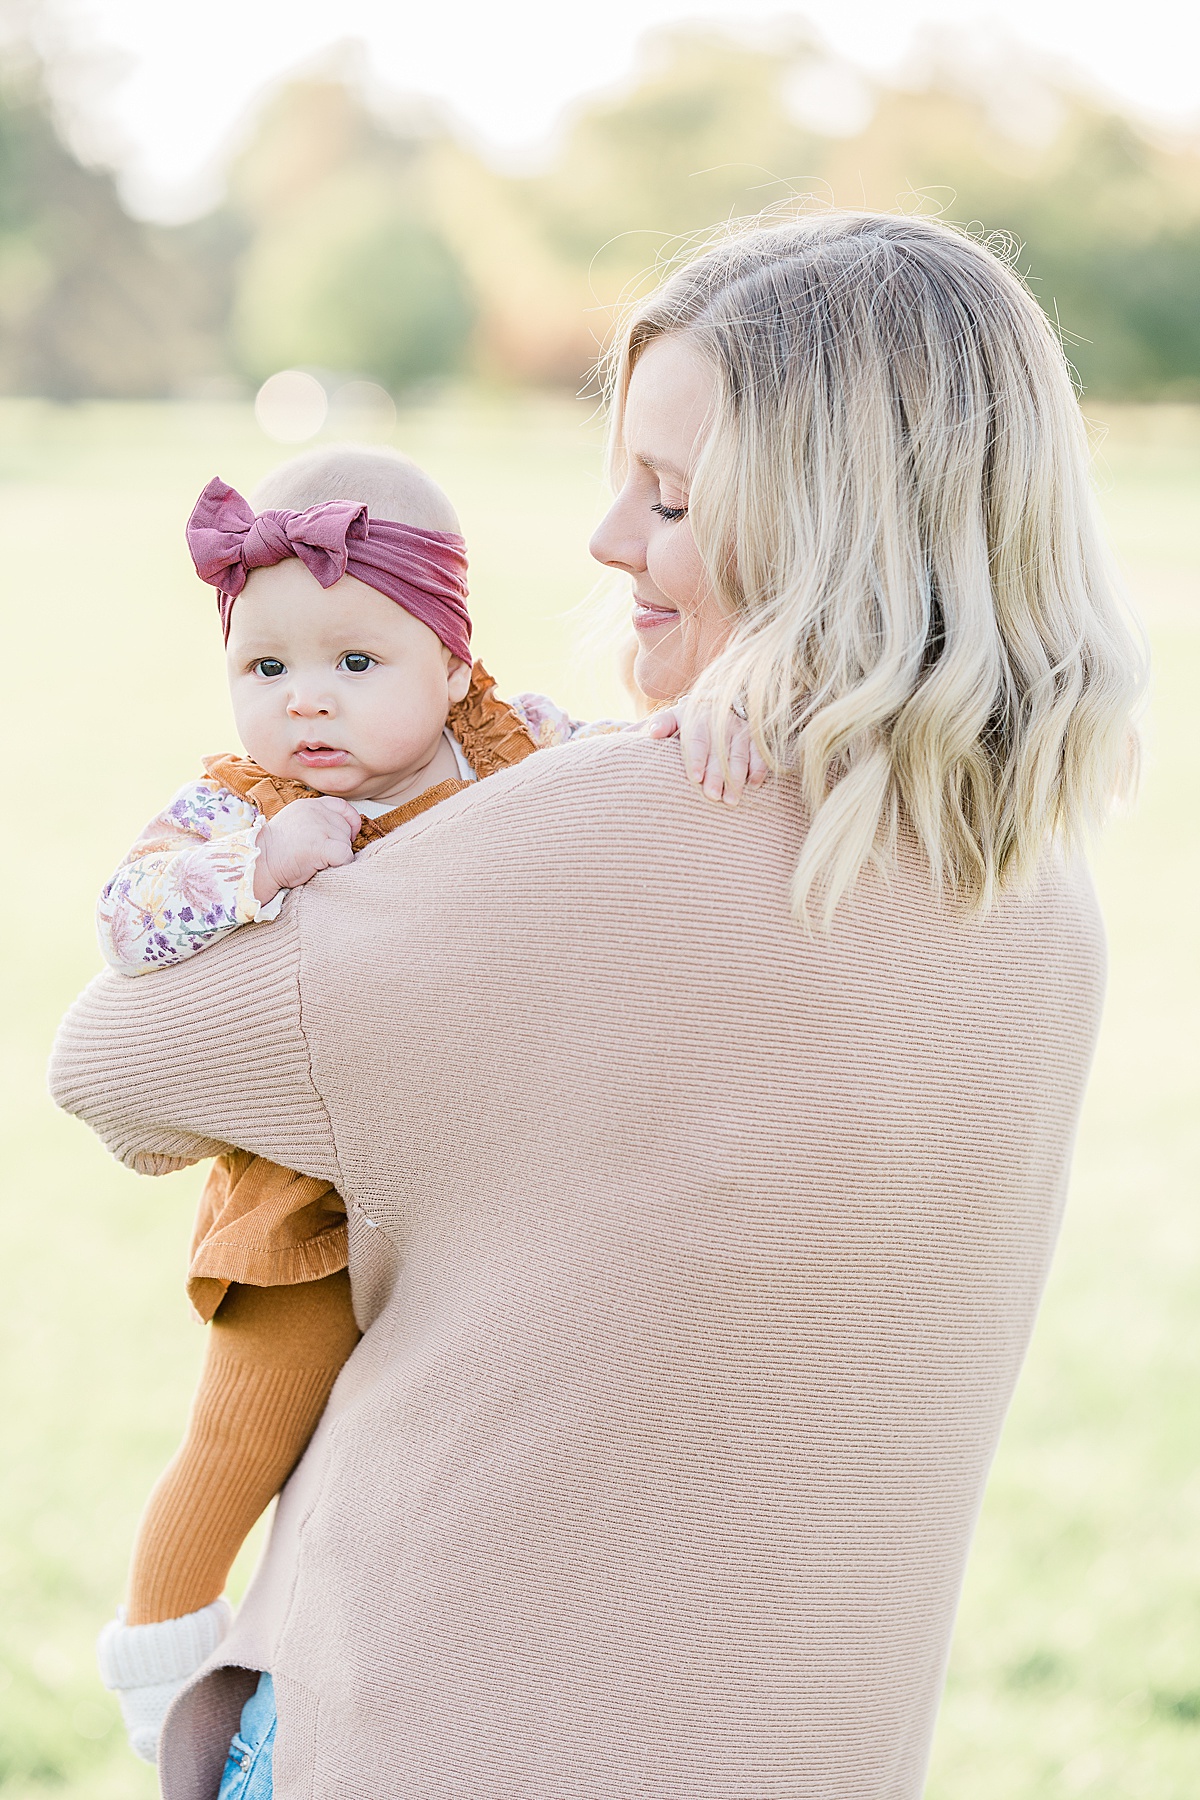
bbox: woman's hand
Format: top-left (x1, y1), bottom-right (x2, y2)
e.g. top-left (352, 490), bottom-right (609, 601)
top-left (253, 797), bottom-right (362, 906)
top-left (646, 702), bottom-right (769, 806)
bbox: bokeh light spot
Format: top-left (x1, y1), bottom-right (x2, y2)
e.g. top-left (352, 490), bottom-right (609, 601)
top-left (254, 370), bottom-right (329, 443)
top-left (328, 380), bottom-right (398, 441)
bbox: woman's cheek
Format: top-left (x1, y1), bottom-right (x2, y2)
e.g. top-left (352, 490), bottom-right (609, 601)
top-left (649, 527), bottom-right (703, 610)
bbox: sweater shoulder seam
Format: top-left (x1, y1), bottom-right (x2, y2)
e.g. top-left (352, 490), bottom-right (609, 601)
top-left (291, 890), bottom-right (347, 1196)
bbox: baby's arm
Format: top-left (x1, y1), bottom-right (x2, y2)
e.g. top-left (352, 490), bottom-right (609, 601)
top-left (509, 691), bottom-right (629, 747)
top-left (97, 1272), bottom-right (360, 1762)
top-left (98, 780), bottom-right (359, 975)
top-left (97, 778), bottom-right (279, 976)
top-left (512, 691), bottom-right (768, 805)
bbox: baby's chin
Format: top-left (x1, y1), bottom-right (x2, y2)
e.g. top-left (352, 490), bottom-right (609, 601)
top-left (244, 731), bottom-right (448, 800)
top-left (247, 742), bottom-right (360, 791)
top-left (279, 759), bottom-right (407, 806)
top-left (298, 772), bottom-right (377, 802)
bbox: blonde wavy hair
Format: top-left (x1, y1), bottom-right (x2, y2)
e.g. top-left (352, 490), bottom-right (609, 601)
top-left (604, 210), bottom-right (1147, 928)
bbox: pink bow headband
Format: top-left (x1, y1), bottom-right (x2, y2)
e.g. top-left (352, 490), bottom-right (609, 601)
top-left (186, 477), bottom-right (472, 665)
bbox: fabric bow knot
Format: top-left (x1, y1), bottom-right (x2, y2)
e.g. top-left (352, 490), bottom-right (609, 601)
top-left (184, 475), bottom-right (473, 663)
top-left (187, 479), bottom-right (368, 600)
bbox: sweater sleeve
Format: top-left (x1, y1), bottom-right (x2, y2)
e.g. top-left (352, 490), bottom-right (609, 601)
top-left (49, 900), bottom-right (340, 1184)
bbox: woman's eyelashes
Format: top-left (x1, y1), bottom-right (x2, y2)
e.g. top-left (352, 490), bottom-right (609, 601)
top-left (651, 501), bottom-right (688, 522)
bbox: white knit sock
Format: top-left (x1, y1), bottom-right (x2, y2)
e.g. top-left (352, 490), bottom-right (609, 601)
top-left (96, 1598), bottom-right (232, 1764)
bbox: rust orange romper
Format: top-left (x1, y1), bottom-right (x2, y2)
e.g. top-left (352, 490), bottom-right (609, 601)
top-left (126, 666), bottom-right (539, 1624)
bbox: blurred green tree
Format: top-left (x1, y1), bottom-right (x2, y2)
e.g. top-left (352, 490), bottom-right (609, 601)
top-left (518, 26), bottom-right (1200, 398)
top-left (0, 55), bottom-right (229, 397)
top-left (3, 22), bottom-right (1200, 400)
top-left (814, 71), bottom-right (1200, 398)
top-left (226, 78), bottom-right (474, 390)
top-left (524, 25), bottom-right (830, 264)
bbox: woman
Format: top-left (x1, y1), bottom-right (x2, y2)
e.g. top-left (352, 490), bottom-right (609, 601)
top-left (52, 211), bottom-right (1144, 1799)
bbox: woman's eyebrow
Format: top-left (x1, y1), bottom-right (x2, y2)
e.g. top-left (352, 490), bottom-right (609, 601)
top-left (636, 453), bottom-right (686, 478)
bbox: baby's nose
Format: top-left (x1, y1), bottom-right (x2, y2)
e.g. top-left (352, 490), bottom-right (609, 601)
top-left (286, 690), bottom-right (333, 717)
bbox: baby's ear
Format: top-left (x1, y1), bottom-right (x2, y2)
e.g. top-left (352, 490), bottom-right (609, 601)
top-left (446, 657), bottom-right (472, 703)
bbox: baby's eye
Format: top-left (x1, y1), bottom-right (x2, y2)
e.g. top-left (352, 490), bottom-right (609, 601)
top-left (253, 658), bottom-right (286, 678)
top-left (339, 653), bottom-right (375, 674)
top-left (651, 501), bottom-right (688, 523)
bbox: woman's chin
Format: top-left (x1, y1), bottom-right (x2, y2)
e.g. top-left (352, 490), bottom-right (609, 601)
top-left (632, 645), bottom-right (686, 705)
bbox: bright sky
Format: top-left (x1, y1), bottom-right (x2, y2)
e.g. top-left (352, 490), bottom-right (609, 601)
top-left (48, 0), bottom-right (1200, 218)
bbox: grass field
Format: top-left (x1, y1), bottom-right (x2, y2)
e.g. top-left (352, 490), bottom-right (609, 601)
top-left (0, 394), bottom-right (1197, 1798)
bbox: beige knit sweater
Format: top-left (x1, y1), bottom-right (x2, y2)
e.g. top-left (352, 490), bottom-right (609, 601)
top-left (50, 734), bottom-right (1105, 1800)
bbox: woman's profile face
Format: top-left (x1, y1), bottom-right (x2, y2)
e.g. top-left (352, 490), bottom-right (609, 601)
top-left (590, 334), bottom-right (731, 703)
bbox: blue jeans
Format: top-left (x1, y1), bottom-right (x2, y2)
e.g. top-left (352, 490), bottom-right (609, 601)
top-left (217, 1672), bottom-right (276, 1800)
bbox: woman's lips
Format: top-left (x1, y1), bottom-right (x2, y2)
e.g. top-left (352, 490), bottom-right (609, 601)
top-left (295, 746), bottom-right (350, 768)
top-left (632, 599), bottom-right (678, 632)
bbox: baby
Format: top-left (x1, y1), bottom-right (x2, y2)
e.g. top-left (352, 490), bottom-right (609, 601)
top-left (93, 443), bottom-right (759, 1764)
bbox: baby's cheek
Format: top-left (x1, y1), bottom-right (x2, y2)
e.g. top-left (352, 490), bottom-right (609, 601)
top-left (231, 688), bottom-right (277, 764)
top-left (367, 676), bottom-right (446, 761)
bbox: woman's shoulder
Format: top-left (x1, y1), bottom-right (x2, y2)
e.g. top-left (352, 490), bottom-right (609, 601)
top-left (389, 730), bottom-right (717, 845)
top-left (345, 730), bottom-right (802, 912)
top-left (482, 726), bottom-right (679, 791)
top-left (1017, 846), bottom-right (1107, 979)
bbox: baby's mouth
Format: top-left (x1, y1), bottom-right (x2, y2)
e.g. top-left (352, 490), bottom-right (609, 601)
top-left (294, 743), bottom-right (351, 768)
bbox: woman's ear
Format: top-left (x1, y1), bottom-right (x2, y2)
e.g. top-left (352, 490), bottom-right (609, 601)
top-left (447, 657), bottom-right (472, 703)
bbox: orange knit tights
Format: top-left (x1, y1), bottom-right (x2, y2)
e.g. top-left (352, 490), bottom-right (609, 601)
top-left (125, 1272), bottom-right (361, 1626)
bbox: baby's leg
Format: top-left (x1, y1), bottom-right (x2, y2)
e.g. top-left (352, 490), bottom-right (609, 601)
top-left (127, 1271), bottom-right (360, 1624)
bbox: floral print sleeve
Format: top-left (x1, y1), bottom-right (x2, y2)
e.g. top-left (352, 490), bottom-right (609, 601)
top-left (508, 692), bottom-right (633, 748)
top-left (97, 778), bottom-right (284, 976)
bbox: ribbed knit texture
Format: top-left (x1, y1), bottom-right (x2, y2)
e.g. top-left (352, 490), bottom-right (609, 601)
top-left (127, 1275), bottom-right (360, 1625)
top-left (52, 735), bottom-right (1106, 1800)
top-left (51, 903), bottom-right (336, 1179)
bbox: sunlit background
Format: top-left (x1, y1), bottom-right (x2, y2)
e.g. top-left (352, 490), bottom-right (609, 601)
top-left (3, 0), bottom-right (1200, 401)
top-left (1, 1), bottom-right (1198, 1795)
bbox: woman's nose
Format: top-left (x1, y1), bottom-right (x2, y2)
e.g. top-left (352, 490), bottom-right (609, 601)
top-left (589, 495), bottom-right (645, 575)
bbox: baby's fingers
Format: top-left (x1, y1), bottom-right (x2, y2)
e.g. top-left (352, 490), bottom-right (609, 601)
top-left (324, 834), bottom-right (356, 869)
top-left (680, 713), bottom-right (712, 786)
top-left (712, 724), bottom-right (753, 806)
top-left (321, 797), bottom-right (362, 835)
top-left (646, 707), bottom-right (680, 739)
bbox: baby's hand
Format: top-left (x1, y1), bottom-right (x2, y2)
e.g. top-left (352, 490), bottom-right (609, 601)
top-left (647, 701), bottom-right (768, 806)
top-left (253, 797), bottom-right (362, 905)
